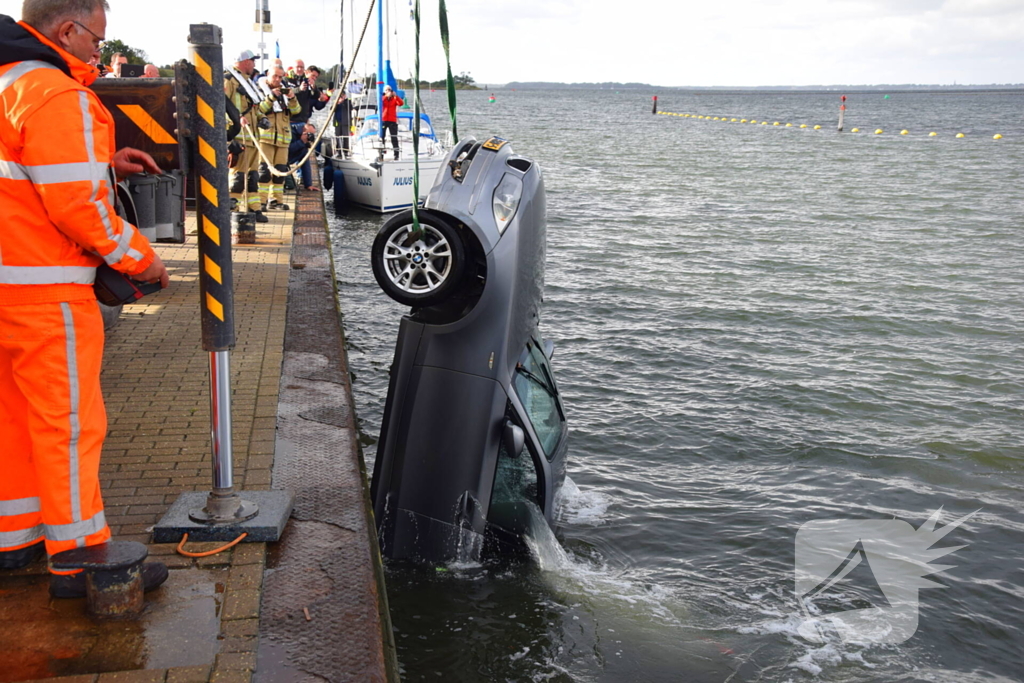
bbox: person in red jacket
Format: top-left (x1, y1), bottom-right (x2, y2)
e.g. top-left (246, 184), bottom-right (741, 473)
top-left (0, 0), bottom-right (169, 598)
top-left (380, 84), bottom-right (403, 160)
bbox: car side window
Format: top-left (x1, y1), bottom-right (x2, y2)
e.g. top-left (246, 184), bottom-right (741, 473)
top-left (491, 434), bottom-right (538, 507)
top-left (513, 341), bottom-right (564, 458)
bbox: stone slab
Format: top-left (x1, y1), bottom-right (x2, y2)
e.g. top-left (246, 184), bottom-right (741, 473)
top-left (152, 491), bottom-right (294, 543)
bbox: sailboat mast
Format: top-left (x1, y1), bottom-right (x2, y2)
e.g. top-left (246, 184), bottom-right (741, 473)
top-left (338, 0), bottom-right (344, 88)
top-left (377, 0), bottom-right (384, 124)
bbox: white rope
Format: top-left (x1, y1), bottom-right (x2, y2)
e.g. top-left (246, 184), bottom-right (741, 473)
top-left (252, 0), bottom-right (377, 177)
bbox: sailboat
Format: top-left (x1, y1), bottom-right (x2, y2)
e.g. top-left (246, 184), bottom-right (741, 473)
top-left (324, 0), bottom-right (448, 213)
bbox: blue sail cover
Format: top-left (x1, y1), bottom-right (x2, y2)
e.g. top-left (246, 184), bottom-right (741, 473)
top-left (384, 60), bottom-right (406, 100)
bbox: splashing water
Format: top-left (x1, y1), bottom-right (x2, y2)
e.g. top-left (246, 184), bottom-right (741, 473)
top-left (555, 476), bottom-right (611, 526)
top-left (523, 501), bottom-right (681, 625)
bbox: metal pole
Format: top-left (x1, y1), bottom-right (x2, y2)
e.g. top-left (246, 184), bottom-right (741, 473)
top-left (258, 0), bottom-right (265, 74)
top-left (187, 23), bottom-right (257, 525)
top-left (209, 350), bottom-right (233, 489)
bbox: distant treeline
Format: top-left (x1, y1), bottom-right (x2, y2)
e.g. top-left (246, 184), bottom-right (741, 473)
top-left (397, 71), bottom-right (480, 90)
top-left (503, 81), bottom-right (1024, 91)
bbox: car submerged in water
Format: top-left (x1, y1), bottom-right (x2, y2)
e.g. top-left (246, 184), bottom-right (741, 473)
top-left (368, 136), bottom-right (568, 564)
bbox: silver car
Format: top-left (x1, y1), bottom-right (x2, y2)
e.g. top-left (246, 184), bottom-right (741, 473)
top-left (369, 136), bottom-right (568, 563)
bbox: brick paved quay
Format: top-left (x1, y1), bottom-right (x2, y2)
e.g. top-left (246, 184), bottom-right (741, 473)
top-left (0, 189), bottom-right (395, 683)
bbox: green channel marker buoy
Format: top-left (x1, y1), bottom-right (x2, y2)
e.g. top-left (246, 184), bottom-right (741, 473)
top-left (884, 94), bottom-right (890, 99)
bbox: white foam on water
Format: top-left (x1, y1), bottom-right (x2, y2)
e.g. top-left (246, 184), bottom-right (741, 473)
top-left (523, 502), bottom-right (680, 626)
top-left (555, 476), bottom-right (611, 526)
top-left (788, 642), bottom-right (843, 676)
top-left (737, 602), bottom-right (896, 677)
top-left (509, 646), bottom-right (530, 662)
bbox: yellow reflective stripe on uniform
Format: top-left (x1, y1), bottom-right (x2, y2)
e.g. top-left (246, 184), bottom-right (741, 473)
top-left (44, 511), bottom-right (106, 543)
top-left (0, 525), bottom-right (44, 549)
top-left (0, 60), bottom-right (59, 95)
top-left (0, 265), bottom-right (95, 285)
top-left (24, 160), bottom-right (109, 185)
top-left (0, 497), bottom-right (41, 516)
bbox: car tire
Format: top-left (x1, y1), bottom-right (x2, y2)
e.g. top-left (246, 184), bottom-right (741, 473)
top-left (371, 210), bottom-right (466, 307)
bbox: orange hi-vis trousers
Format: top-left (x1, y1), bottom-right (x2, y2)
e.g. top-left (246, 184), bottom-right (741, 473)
top-left (0, 300), bottom-right (111, 568)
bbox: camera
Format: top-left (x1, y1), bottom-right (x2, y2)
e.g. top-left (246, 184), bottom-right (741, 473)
top-left (280, 87), bottom-right (292, 96)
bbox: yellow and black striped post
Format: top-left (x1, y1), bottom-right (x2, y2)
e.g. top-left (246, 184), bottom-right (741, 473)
top-left (154, 25), bottom-right (293, 542)
top-left (187, 24), bottom-right (235, 353)
top-left (185, 24), bottom-right (255, 524)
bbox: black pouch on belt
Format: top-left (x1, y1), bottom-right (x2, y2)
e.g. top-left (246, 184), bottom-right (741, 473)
top-left (93, 263), bottom-right (161, 306)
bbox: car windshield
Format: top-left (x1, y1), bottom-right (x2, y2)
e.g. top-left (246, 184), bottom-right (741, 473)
top-left (513, 341), bottom-right (563, 457)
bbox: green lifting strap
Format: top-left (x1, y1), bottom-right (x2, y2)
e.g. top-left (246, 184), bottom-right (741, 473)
top-left (410, 0), bottom-right (421, 238)
top-left (439, 0), bottom-right (458, 145)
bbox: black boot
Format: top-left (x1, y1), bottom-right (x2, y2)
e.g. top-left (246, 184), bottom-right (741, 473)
top-left (250, 210), bottom-right (269, 224)
top-left (50, 561), bottom-right (169, 599)
top-left (0, 540), bottom-right (44, 570)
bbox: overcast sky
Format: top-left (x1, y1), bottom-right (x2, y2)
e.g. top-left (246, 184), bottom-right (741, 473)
top-left (2, 0), bottom-right (1021, 86)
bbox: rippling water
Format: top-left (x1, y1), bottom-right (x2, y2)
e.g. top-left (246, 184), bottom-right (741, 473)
top-left (325, 89), bottom-right (1024, 682)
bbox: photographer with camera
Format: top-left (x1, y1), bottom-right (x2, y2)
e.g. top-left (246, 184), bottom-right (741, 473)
top-left (257, 66), bottom-right (300, 211)
top-left (289, 122), bottom-right (317, 169)
top-left (285, 59), bottom-right (328, 191)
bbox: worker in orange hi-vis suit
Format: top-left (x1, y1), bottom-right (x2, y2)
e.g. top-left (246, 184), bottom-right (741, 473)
top-left (0, 0), bottom-right (171, 599)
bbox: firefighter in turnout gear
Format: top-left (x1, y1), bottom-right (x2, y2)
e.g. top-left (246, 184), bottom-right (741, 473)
top-left (0, 0), bottom-right (170, 597)
top-left (257, 66), bottom-right (300, 211)
top-left (224, 49), bottom-right (267, 222)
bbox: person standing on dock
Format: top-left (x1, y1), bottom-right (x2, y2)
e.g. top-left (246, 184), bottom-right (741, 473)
top-left (257, 66), bottom-right (301, 210)
top-left (380, 84), bottom-right (403, 160)
top-left (0, 0), bottom-right (169, 597)
top-left (225, 49), bottom-right (266, 221)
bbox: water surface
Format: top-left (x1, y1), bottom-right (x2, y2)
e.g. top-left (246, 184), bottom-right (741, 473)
top-left (326, 88), bottom-right (1024, 682)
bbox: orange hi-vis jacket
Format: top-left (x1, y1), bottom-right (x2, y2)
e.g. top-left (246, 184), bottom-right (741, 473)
top-left (0, 20), bottom-right (156, 306)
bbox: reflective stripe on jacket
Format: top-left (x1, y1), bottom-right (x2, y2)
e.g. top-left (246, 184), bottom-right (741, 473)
top-left (257, 90), bottom-right (301, 146)
top-left (0, 22), bottom-right (156, 305)
top-left (224, 70), bottom-right (260, 144)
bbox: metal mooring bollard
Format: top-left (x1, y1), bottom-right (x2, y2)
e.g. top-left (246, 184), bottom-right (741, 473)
top-left (50, 541), bottom-right (149, 618)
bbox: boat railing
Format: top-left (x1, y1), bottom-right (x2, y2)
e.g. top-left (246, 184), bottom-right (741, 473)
top-left (324, 134), bottom-right (445, 161)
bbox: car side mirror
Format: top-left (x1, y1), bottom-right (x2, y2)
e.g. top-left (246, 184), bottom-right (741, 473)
top-left (503, 421), bottom-right (525, 458)
top-left (542, 339), bottom-right (554, 359)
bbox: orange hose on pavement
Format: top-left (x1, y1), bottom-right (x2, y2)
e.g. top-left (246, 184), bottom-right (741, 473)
top-left (175, 532), bottom-right (248, 557)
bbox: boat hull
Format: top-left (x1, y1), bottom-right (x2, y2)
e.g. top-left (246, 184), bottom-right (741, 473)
top-left (330, 156), bottom-right (445, 213)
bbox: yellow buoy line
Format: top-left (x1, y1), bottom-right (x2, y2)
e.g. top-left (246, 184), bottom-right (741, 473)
top-left (655, 111), bottom-right (1005, 140)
